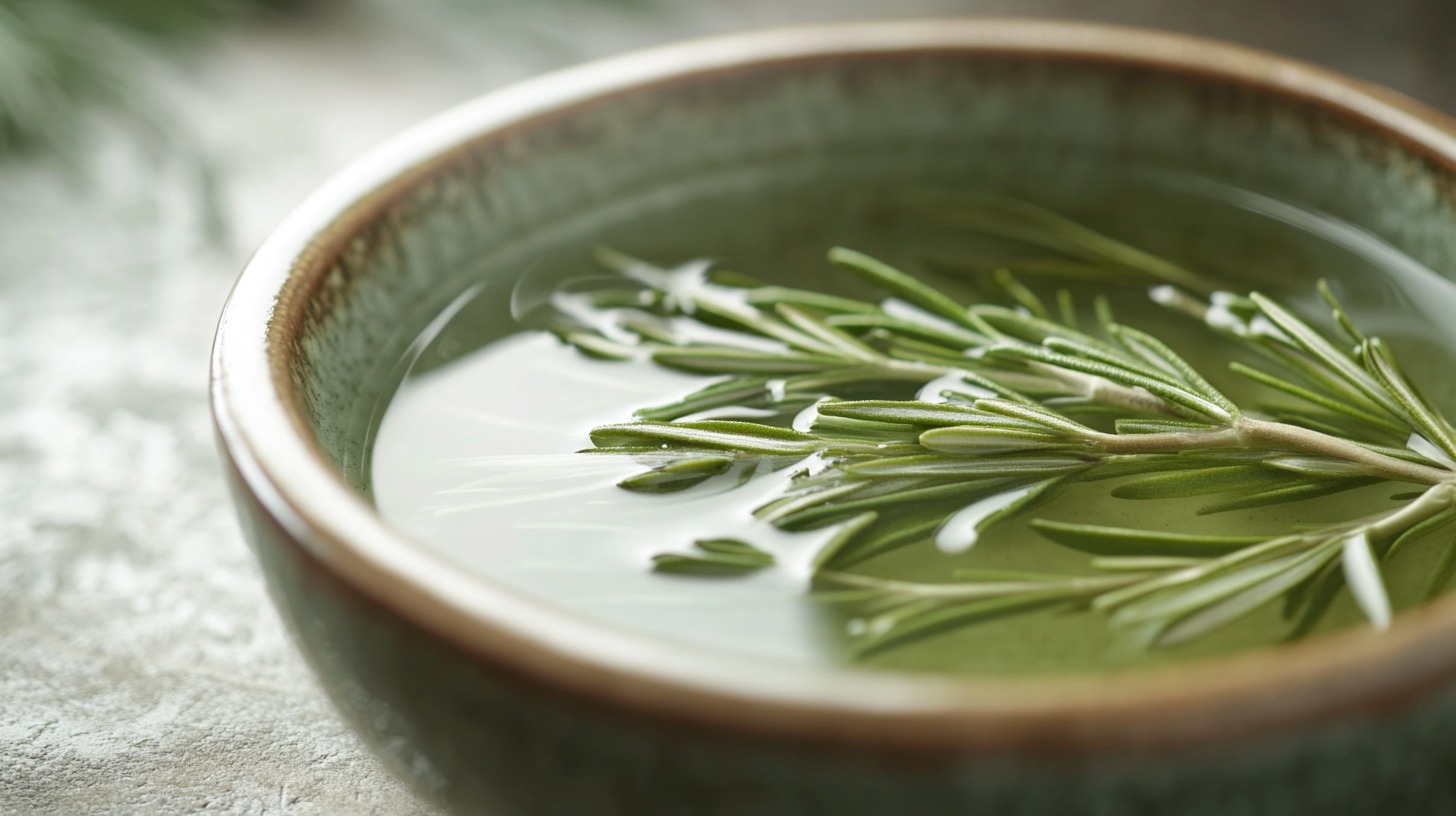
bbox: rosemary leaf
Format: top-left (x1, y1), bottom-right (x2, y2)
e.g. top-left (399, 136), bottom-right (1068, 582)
top-left (617, 456), bottom-right (734, 493)
top-left (774, 303), bottom-right (882, 361)
top-left (1249, 292), bottom-right (1404, 420)
top-left (1426, 528), bottom-right (1456, 601)
top-left (929, 195), bottom-right (1217, 294)
top-left (754, 481), bottom-right (867, 526)
top-left (1263, 455), bottom-right (1375, 478)
top-left (1114, 418), bottom-right (1218, 435)
top-left (650, 346), bottom-right (841, 375)
top-left (1195, 477), bottom-right (1379, 515)
top-left (825, 312), bottom-right (984, 348)
top-left (1228, 359), bottom-right (1408, 434)
top-left (1041, 335), bottom-right (1185, 389)
top-left (1318, 279), bottom-right (1366, 345)
top-left (812, 512), bottom-right (880, 570)
top-left (815, 400), bottom-right (983, 427)
top-left (772, 479), bottom-right (1014, 531)
top-left (952, 569), bottom-right (1079, 582)
top-left (652, 536), bottom-right (775, 576)
top-left (1030, 520), bottom-right (1262, 557)
top-left (1143, 542), bottom-right (1340, 645)
top-left (985, 342), bottom-right (1231, 422)
top-left (970, 304), bottom-right (1124, 355)
top-left (990, 269), bottom-right (1049, 319)
top-left (1363, 337), bottom-right (1456, 465)
top-left (1107, 323), bottom-right (1240, 418)
top-left (1282, 555), bottom-right (1345, 639)
top-left (591, 421), bottom-right (823, 456)
top-left (918, 425), bottom-right (1080, 454)
top-left (634, 377), bottom-right (775, 421)
top-left (1387, 508), bottom-right (1456, 562)
top-left (745, 286), bottom-right (881, 314)
top-left (563, 331), bottom-right (637, 360)
top-left (828, 247), bottom-right (970, 326)
top-left (851, 593), bottom-right (1072, 658)
top-left (1341, 530), bottom-right (1392, 630)
top-left (972, 397), bottom-right (1099, 439)
top-left (1056, 289), bottom-right (1079, 329)
top-left (695, 538), bottom-right (774, 561)
top-left (1111, 466), bottom-right (1292, 500)
top-left (925, 254), bottom-right (1120, 283)
top-left (936, 477), bottom-right (1064, 553)
top-left (847, 454), bottom-right (1089, 479)
top-left (824, 515), bottom-right (943, 567)
top-left (1091, 556), bottom-right (1208, 572)
top-left (652, 552), bottom-right (771, 576)
top-left (1153, 541), bottom-right (1337, 647)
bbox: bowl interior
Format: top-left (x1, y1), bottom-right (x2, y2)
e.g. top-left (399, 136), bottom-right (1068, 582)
top-left (291, 46), bottom-right (1456, 503)
top-left (245, 23), bottom-right (1456, 704)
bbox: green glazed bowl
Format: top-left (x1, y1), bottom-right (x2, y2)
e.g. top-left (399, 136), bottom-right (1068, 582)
top-left (211, 19), bottom-right (1456, 814)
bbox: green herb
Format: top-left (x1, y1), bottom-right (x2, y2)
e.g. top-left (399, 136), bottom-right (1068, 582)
top-left (652, 538), bottom-right (774, 576)
top-left (552, 203), bottom-right (1456, 656)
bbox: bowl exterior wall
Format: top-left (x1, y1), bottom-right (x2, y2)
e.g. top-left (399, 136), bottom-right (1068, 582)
top-left (223, 448), bottom-right (1456, 815)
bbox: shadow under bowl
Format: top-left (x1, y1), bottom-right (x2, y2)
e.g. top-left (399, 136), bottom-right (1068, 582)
top-left (211, 19), bottom-right (1456, 815)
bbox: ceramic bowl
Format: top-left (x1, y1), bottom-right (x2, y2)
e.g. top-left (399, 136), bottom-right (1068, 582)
top-left (211, 20), bottom-right (1456, 814)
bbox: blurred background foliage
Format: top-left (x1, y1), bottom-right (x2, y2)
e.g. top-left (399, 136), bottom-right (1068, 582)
top-left (2, 0), bottom-right (1453, 161)
top-left (0, 0), bottom-right (313, 154)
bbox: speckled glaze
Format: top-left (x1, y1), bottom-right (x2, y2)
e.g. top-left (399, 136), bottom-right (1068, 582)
top-left (211, 21), bottom-right (1456, 814)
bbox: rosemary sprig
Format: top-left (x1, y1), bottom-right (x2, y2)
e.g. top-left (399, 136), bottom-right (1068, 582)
top-left (551, 204), bottom-right (1456, 657)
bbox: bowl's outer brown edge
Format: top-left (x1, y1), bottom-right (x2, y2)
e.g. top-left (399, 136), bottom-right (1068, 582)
top-left (212, 18), bottom-right (1456, 759)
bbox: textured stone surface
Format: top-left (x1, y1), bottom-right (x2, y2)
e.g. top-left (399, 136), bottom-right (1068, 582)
top-left (0, 2), bottom-right (1452, 814)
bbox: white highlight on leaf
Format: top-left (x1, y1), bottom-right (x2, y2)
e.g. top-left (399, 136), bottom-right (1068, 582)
top-left (1248, 315), bottom-right (1290, 342)
top-left (916, 370), bottom-right (993, 403)
top-left (667, 315), bottom-right (788, 353)
top-left (880, 297), bottom-right (967, 336)
top-left (1149, 284), bottom-right (1209, 321)
top-left (1407, 432), bottom-right (1456, 470)
top-left (677, 406), bottom-right (779, 422)
top-left (1342, 530), bottom-right (1392, 631)
top-left (657, 259), bottom-right (714, 315)
top-left (550, 291), bottom-right (639, 345)
top-left (796, 451), bottom-right (830, 477)
top-left (934, 484), bottom-right (1038, 554)
top-left (1203, 291), bottom-right (1248, 333)
top-left (792, 399), bottom-right (826, 433)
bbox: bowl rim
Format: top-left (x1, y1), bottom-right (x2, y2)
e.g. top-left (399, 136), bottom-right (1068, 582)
top-left (211, 18), bottom-right (1456, 756)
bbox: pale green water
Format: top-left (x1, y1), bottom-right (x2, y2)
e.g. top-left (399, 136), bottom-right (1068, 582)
top-left (370, 172), bottom-right (1456, 676)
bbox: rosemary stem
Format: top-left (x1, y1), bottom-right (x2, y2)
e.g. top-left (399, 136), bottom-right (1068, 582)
top-left (818, 569), bottom-right (1141, 600)
top-left (879, 359), bottom-right (954, 379)
top-left (1366, 482), bottom-right (1456, 539)
top-left (1236, 418), bottom-right (1453, 486)
top-left (1090, 419), bottom-right (1453, 486)
top-left (1095, 427), bottom-right (1243, 455)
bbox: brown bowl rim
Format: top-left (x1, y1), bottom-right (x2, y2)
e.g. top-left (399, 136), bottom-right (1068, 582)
top-left (211, 18), bottom-right (1456, 757)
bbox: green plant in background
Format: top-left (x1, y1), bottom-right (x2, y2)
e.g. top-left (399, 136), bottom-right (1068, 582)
top-left (553, 198), bottom-right (1456, 657)
top-left (0, 0), bottom-right (295, 154)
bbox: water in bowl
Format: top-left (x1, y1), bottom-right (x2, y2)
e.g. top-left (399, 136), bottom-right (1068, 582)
top-left (368, 169), bottom-right (1456, 675)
